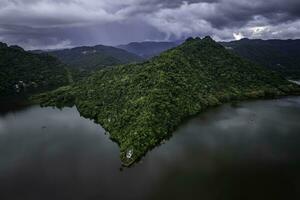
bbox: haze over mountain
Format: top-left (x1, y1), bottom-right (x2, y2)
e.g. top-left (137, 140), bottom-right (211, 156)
top-left (118, 41), bottom-right (178, 58)
top-left (35, 36), bottom-right (300, 166)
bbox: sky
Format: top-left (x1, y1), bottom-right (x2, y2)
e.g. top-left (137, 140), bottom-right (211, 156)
top-left (0, 0), bottom-right (300, 50)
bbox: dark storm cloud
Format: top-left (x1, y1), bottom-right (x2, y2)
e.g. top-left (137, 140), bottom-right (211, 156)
top-left (209, 0), bottom-right (300, 28)
top-left (0, 0), bottom-right (299, 49)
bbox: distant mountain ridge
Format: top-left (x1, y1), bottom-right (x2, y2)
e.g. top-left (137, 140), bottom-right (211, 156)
top-left (30, 38), bottom-right (300, 79)
top-left (45, 45), bottom-right (143, 71)
top-left (221, 38), bottom-right (300, 78)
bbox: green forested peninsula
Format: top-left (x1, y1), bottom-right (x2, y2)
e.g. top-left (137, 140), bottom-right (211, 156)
top-left (0, 42), bottom-right (69, 97)
top-left (34, 36), bottom-right (300, 166)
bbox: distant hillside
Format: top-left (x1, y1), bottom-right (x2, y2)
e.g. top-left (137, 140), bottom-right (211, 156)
top-left (47, 45), bottom-right (143, 70)
top-left (0, 42), bottom-right (69, 97)
top-left (35, 36), bottom-right (300, 166)
top-left (118, 41), bottom-right (178, 58)
top-left (222, 39), bottom-right (300, 79)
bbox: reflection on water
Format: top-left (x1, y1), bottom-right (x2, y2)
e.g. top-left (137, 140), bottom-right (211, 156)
top-left (0, 97), bottom-right (300, 200)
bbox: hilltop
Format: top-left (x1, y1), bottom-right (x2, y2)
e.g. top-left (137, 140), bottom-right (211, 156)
top-left (34, 36), bottom-right (300, 166)
top-left (119, 38), bottom-right (300, 79)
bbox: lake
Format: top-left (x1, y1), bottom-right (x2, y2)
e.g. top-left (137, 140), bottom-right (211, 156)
top-left (0, 97), bottom-right (300, 200)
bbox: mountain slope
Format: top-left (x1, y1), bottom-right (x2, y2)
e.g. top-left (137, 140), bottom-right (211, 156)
top-left (221, 39), bottom-right (300, 78)
top-left (0, 42), bottom-right (69, 97)
top-left (34, 36), bottom-right (300, 166)
top-left (118, 41), bottom-right (178, 58)
top-left (48, 45), bottom-right (143, 70)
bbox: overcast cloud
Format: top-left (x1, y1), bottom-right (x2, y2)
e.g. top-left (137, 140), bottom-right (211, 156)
top-left (0, 0), bottom-right (299, 49)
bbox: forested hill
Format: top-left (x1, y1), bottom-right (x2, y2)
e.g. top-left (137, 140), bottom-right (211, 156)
top-left (221, 39), bottom-right (300, 79)
top-left (0, 42), bottom-right (69, 97)
top-left (47, 45), bottom-right (143, 70)
top-left (35, 36), bottom-right (300, 166)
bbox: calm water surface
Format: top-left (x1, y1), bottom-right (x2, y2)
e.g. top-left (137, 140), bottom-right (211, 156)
top-left (0, 97), bottom-right (300, 200)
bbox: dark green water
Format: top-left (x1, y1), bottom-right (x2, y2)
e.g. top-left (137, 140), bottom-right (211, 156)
top-left (0, 97), bottom-right (300, 200)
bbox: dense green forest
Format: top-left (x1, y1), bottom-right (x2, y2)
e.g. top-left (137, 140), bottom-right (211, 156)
top-left (47, 45), bottom-right (143, 71)
top-left (34, 36), bottom-right (300, 166)
top-left (221, 39), bottom-right (300, 79)
top-left (0, 42), bottom-right (69, 97)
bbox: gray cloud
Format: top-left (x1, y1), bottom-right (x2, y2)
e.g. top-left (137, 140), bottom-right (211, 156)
top-left (0, 0), bottom-right (299, 49)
